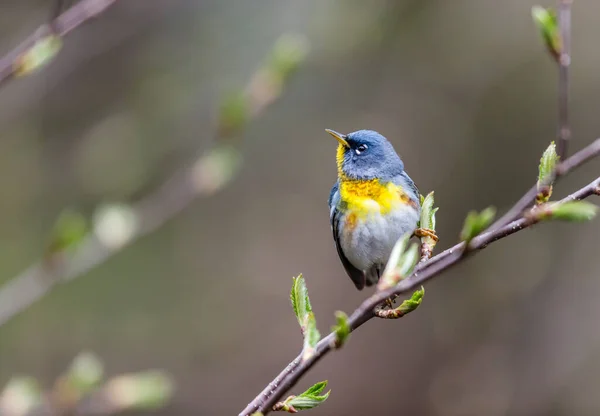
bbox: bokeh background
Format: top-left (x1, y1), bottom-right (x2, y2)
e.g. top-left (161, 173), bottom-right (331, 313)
top-left (1, 0), bottom-right (600, 415)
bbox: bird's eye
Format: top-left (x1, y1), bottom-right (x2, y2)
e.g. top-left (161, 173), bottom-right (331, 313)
top-left (355, 144), bottom-right (368, 155)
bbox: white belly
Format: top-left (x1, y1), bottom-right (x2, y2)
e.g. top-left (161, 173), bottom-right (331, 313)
top-left (340, 205), bottom-right (419, 272)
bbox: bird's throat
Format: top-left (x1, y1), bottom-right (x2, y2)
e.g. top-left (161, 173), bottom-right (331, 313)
top-left (338, 176), bottom-right (416, 216)
top-left (335, 143), bottom-right (346, 178)
top-left (340, 178), bottom-right (384, 200)
top-left (335, 143), bottom-right (416, 214)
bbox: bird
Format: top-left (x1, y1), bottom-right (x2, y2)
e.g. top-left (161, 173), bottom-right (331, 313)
top-left (326, 129), bottom-right (422, 290)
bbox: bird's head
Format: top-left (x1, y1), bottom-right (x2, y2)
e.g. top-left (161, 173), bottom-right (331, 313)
top-left (326, 129), bottom-right (404, 181)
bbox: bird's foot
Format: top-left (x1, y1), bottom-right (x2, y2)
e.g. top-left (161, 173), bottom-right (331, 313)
top-left (414, 228), bottom-right (438, 242)
top-left (374, 300), bottom-right (404, 319)
top-left (415, 228), bottom-right (439, 261)
top-left (384, 297), bottom-right (396, 309)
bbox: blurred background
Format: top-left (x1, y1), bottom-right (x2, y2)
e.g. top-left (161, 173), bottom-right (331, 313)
top-left (1, 0), bottom-right (600, 415)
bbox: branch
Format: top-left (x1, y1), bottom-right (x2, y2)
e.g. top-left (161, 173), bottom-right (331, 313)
top-left (240, 138), bottom-right (600, 415)
top-left (0, 34), bottom-right (309, 328)
top-left (1, 352), bottom-right (173, 416)
top-left (487, 138), bottom-right (600, 231)
top-left (557, 0), bottom-right (572, 159)
top-left (0, 0), bottom-right (119, 87)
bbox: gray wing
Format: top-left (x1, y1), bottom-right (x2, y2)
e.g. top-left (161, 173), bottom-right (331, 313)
top-left (329, 182), bottom-right (366, 290)
top-left (395, 171), bottom-right (421, 210)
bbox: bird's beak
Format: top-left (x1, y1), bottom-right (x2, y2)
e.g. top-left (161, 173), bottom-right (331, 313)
top-left (325, 129), bottom-right (349, 148)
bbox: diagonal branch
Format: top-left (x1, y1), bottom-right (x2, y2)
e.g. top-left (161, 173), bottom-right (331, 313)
top-left (0, 172), bottom-right (199, 327)
top-left (240, 138), bottom-right (600, 415)
top-left (0, 34), bottom-right (308, 328)
top-left (428, 138), bottom-right (600, 272)
top-left (486, 138), bottom-right (600, 232)
top-left (0, 0), bottom-right (119, 87)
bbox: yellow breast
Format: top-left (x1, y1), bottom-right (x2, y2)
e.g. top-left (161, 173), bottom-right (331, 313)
top-left (339, 178), bottom-right (410, 217)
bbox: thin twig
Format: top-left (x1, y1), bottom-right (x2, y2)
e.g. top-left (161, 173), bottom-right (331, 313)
top-left (0, 33), bottom-right (308, 327)
top-left (557, 0), bottom-right (572, 159)
top-left (0, 175), bottom-right (198, 327)
top-left (487, 138), bottom-right (600, 232)
top-left (0, 0), bottom-right (118, 87)
top-left (240, 138), bottom-right (600, 415)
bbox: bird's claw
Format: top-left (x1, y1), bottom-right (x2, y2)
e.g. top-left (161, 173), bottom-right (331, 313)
top-left (414, 228), bottom-right (438, 242)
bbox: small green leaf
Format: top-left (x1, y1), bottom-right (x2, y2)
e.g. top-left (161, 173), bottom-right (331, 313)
top-left (479, 207), bottom-right (496, 228)
top-left (290, 275), bottom-right (301, 320)
top-left (267, 34), bottom-right (310, 83)
top-left (290, 274), bottom-right (312, 327)
top-left (291, 275), bottom-right (320, 361)
top-left (331, 311), bottom-right (350, 348)
top-left (48, 209), bottom-right (88, 253)
top-left (65, 351), bottom-right (104, 394)
top-left (286, 392), bottom-right (330, 411)
top-left (302, 314), bottom-right (320, 361)
top-left (284, 381), bottom-right (330, 411)
top-left (427, 207), bottom-right (439, 231)
top-left (538, 141), bottom-right (559, 187)
top-left (302, 381), bottom-right (327, 396)
top-left (218, 92), bottom-right (249, 137)
top-left (430, 208), bottom-right (439, 231)
top-left (536, 141), bottom-right (559, 204)
top-left (105, 371), bottom-right (174, 410)
top-left (397, 286), bottom-right (425, 315)
top-left (548, 201), bottom-right (598, 222)
top-left (0, 376), bottom-right (43, 414)
top-left (417, 191), bottom-right (439, 259)
top-left (460, 206), bottom-right (496, 243)
top-left (420, 191), bottom-right (436, 230)
top-left (531, 6), bottom-right (560, 60)
top-left (14, 35), bottom-right (63, 77)
top-left (460, 211), bottom-right (478, 241)
top-left (398, 243), bottom-right (419, 277)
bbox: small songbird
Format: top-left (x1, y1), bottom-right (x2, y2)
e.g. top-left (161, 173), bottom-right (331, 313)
top-left (326, 129), bottom-right (421, 290)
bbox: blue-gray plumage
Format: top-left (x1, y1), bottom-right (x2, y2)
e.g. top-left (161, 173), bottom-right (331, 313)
top-left (326, 129), bottom-right (420, 290)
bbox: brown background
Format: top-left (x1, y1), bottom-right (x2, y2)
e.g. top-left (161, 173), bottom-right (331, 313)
top-left (1, 1), bottom-right (600, 415)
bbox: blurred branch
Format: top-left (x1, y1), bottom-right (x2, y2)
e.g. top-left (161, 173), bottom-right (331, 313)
top-left (240, 138), bottom-right (600, 416)
top-left (557, 0), bottom-right (572, 159)
top-left (0, 352), bottom-right (173, 416)
top-left (0, 0), bottom-right (118, 87)
top-left (0, 34), bottom-right (309, 328)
